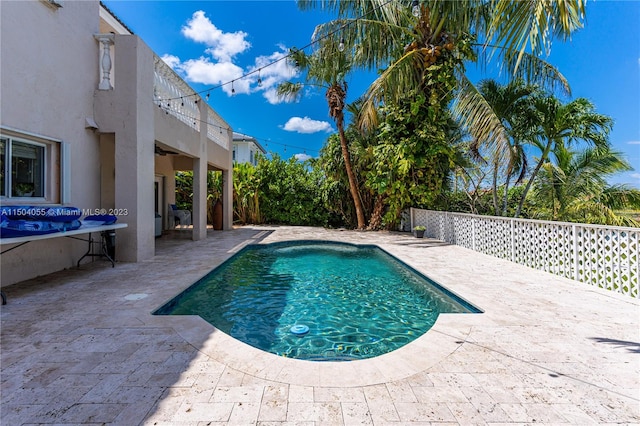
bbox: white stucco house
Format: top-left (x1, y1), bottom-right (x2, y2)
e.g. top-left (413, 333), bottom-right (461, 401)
top-left (0, 1), bottom-right (233, 286)
top-left (233, 132), bottom-right (266, 166)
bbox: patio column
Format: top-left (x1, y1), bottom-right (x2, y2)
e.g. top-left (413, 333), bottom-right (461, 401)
top-left (191, 98), bottom-right (208, 241)
top-left (222, 168), bottom-right (233, 230)
top-left (107, 35), bottom-right (155, 261)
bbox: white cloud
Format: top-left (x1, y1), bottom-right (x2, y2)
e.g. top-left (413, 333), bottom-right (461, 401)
top-left (248, 47), bottom-right (299, 104)
top-left (182, 11), bottom-right (250, 62)
top-left (294, 153), bottom-right (313, 161)
top-left (161, 54), bottom-right (181, 69)
top-left (177, 58), bottom-right (248, 96)
top-left (164, 15), bottom-right (299, 100)
top-left (627, 141), bottom-right (640, 145)
top-left (282, 117), bottom-right (333, 134)
top-left (631, 173), bottom-right (640, 180)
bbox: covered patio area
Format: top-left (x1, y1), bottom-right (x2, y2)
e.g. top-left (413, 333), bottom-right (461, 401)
top-left (1, 227), bottom-right (638, 424)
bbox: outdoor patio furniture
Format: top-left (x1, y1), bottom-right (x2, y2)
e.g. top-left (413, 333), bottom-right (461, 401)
top-left (168, 204), bottom-right (191, 227)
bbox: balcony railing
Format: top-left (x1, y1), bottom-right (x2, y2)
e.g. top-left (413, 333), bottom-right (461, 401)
top-left (95, 34), bottom-right (229, 150)
top-left (153, 56), bottom-right (200, 132)
top-left (411, 208), bottom-right (639, 299)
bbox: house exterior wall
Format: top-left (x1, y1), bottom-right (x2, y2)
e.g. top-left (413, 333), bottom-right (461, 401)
top-left (1, 1), bottom-right (103, 285)
top-left (233, 141), bottom-right (263, 166)
top-left (1, 1), bottom-right (233, 287)
top-left (93, 34), bottom-right (155, 262)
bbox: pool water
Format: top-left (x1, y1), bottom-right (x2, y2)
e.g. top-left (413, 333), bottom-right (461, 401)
top-left (154, 241), bottom-right (480, 361)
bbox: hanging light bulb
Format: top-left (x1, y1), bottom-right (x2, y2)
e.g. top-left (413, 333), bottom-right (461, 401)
top-left (257, 69), bottom-right (263, 87)
top-left (412, 0), bottom-right (420, 17)
top-left (338, 38), bottom-right (345, 52)
top-left (206, 92), bottom-right (210, 101)
top-left (231, 81), bottom-right (236, 96)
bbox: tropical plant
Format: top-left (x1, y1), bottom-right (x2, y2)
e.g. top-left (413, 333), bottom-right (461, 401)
top-left (367, 94), bottom-right (462, 227)
top-left (298, 0), bottom-right (583, 144)
top-left (515, 96), bottom-right (613, 217)
top-left (277, 45), bottom-right (367, 229)
top-left (256, 154), bottom-right (328, 226)
top-left (531, 144), bottom-right (640, 226)
top-left (472, 79), bottom-right (540, 216)
top-left (315, 131), bottom-right (373, 228)
top-left (232, 162), bottom-right (262, 224)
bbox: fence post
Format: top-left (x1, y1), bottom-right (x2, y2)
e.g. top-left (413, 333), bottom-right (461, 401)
top-left (573, 224), bottom-right (579, 281)
top-left (410, 207), bottom-right (414, 232)
top-left (472, 216), bottom-right (476, 251)
top-left (511, 218), bottom-right (515, 262)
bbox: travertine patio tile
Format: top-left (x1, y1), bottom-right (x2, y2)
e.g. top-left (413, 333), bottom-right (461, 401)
top-left (420, 386), bottom-right (474, 404)
top-left (394, 401), bottom-right (457, 422)
top-left (258, 385), bottom-right (289, 422)
top-left (145, 387), bottom-right (190, 422)
top-left (1, 226), bottom-right (638, 425)
top-left (341, 401), bottom-right (373, 424)
top-left (172, 401), bottom-right (234, 422)
top-left (313, 387), bottom-right (366, 403)
top-left (446, 401), bottom-right (487, 424)
top-left (57, 402), bottom-right (128, 423)
top-left (288, 385), bottom-right (314, 402)
top-left (385, 381), bottom-right (418, 403)
top-left (0, 404), bottom-right (46, 425)
top-left (228, 401), bottom-right (261, 423)
top-left (216, 367), bottom-right (246, 387)
top-left (286, 401), bottom-right (342, 422)
top-left (211, 385), bottom-right (266, 402)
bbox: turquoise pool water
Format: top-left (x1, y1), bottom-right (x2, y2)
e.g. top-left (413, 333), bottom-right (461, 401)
top-left (154, 241), bottom-right (480, 361)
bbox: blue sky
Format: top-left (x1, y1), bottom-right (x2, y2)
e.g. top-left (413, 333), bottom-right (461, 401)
top-left (103, 0), bottom-right (639, 187)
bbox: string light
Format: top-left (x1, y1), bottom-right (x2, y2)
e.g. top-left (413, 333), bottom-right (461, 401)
top-left (338, 37), bottom-right (345, 52)
top-left (159, 100), bottom-right (322, 155)
top-left (257, 68), bottom-right (262, 87)
top-left (412, 0), bottom-right (420, 17)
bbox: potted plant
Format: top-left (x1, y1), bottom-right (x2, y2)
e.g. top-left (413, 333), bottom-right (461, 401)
top-left (413, 225), bottom-right (426, 238)
top-left (15, 182), bottom-right (34, 197)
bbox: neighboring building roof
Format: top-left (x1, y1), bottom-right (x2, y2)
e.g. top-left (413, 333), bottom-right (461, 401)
top-left (99, 1), bottom-right (134, 35)
top-left (232, 132), bottom-right (266, 154)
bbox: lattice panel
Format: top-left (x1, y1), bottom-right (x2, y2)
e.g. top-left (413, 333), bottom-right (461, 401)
top-left (416, 209), bottom-right (639, 299)
top-left (475, 217), bottom-right (512, 260)
top-left (576, 227), bottom-right (639, 296)
top-left (451, 214), bottom-right (474, 249)
top-left (425, 211), bottom-right (447, 240)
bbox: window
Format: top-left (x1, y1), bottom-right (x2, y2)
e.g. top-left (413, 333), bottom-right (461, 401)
top-left (250, 150), bottom-right (254, 165)
top-left (232, 148), bottom-right (236, 161)
top-left (1, 133), bottom-right (56, 200)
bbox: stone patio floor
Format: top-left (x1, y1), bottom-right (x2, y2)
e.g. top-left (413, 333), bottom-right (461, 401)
top-left (1, 226), bottom-right (639, 425)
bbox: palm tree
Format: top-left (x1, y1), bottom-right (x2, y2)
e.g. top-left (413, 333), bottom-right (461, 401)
top-left (298, 0), bottom-right (582, 147)
top-left (515, 96), bottom-right (613, 217)
top-left (532, 144), bottom-right (640, 226)
top-left (473, 79), bottom-right (540, 215)
top-left (278, 46), bottom-right (367, 229)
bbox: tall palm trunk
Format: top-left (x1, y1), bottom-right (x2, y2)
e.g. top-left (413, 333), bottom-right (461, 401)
top-left (491, 160), bottom-right (500, 215)
top-left (336, 115), bottom-right (366, 229)
top-left (328, 83), bottom-right (366, 229)
top-left (515, 139), bottom-right (553, 217)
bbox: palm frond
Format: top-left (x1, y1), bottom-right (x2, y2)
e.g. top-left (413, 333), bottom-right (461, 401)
top-left (276, 82), bottom-right (304, 103)
top-left (487, 0), bottom-right (586, 71)
top-left (453, 75), bottom-right (511, 166)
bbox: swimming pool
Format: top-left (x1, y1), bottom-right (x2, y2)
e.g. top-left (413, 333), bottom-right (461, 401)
top-left (154, 241), bottom-right (480, 361)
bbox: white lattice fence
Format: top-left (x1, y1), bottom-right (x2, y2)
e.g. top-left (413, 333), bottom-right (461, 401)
top-left (410, 208), bottom-right (639, 298)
